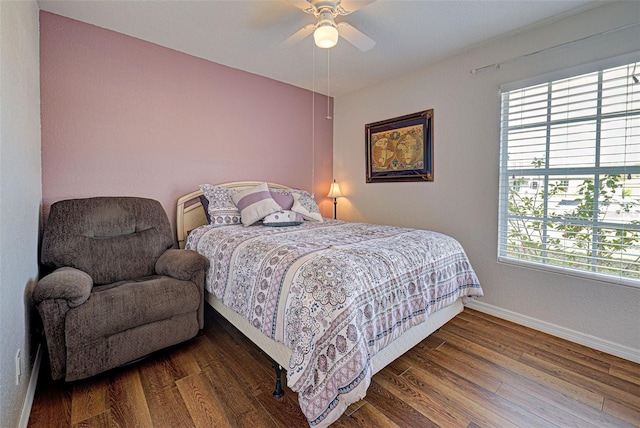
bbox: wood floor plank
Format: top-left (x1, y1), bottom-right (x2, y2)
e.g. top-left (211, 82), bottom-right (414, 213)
top-left (136, 353), bottom-right (182, 391)
top-left (107, 367), bottom-right (153, 428)
top-left (445, 317), bottom-right (526, 360)
top-left (362, 378), bottom-right (440, 427)
top-left (610, 358), bottom-right (640, 380)
top-left (437, 326), bottom-right (606, 409)
top-left (611, 364), bottom-right (640, 386)
top-left (207, 324), bottom-right (311, 427)
top-left (457, 309), bottom-right (540, 341)
top-left (420, 333), bottom-right (447, 349)
top-left (503, 374), bottom-right (636, 427)
top-left (334, 402), bottom-right (402, 428)
top-left (603, 396), bottom-right (640, 427)
top-left (145, 383), bottom-right (195, 428)
top-left (206, 318), bottom-right (286, 398)
top-left (70, 375), bottom-right (109, 425)
top-left (28, 307), bottom-right (640, 428)
top-left (436, 333), bottom-right (618, 427)
top-left (187, 332), bottom-right (235, 378)
top-left (28, 374), bottom-right (72, 427)
top-left (401, 351), bottom-right (553, 428)
top-left (535, 339), bottom-right (614, 375)
top-left (436, 329), bottom-right (636, 427)
top-left (372, 365), bottom-right (473, 426)
top-left (496, 381), bottom-right (605, 428)
top-left (165, 338), bottom-right (203, 378)
top-left (72, 409), bottom-right (112, 428)
top-left (175, 371), bottom-right (234, 426)
top-left (531, 328), bottom-right (638, 375)
top-left (410, 340), bottom-right (505, 392)
top-left (201, 364), bottom-right (278, 427)
top-left (519, 352), bottom-right (640, 410)
top-left (520, 345), bottom-right (640, 399)
top-left (460, 310), bottom-right (614, 374)
top-left (214, 320), bottom-right (280, 384)
top-left (251, 390), bottom-right (309, 427)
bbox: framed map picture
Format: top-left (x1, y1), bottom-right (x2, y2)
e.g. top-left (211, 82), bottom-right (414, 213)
top-left (365, 110), bottom-right (434, 183)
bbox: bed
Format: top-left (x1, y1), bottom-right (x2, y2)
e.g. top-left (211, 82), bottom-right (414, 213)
top-left (176, 181), bottom-right (483, 427)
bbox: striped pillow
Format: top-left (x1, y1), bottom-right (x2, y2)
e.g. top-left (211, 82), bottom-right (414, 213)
top-left (232, 182), bottom-right (281, 226)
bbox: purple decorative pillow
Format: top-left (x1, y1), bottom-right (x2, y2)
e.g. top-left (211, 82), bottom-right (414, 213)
top-left (270, 191), bottom-right (294, 210)
top-left (199, 195), bottom-right (211, 223)
top-left (232, 182), bottom-right (282, 226)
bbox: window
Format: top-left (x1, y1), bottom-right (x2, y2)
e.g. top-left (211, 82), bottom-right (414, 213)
top-left (498, 60), bottom-right (640, 286)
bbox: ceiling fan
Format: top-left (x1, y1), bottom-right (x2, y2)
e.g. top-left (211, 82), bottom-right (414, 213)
top-left (280, 0), bottom-right (376, 51)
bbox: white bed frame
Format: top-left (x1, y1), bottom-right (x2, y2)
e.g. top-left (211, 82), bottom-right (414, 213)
top-left (176, 181), bottom-right (463, 385)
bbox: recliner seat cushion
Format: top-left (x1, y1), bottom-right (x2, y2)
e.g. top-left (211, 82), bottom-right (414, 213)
top-left (65, 276), bottom-right (199, 341)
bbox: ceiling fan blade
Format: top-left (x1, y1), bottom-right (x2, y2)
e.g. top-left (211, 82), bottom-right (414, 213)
top-left (336, 22), bottom-right (375, 51)
top-left (279, 23), bottom-right (315, 48)
top-left (338, 0), bottom-right (377, 15)
top-left (284, 0), bottom-right (315, 14)
top-left (287, 0), bottom-right (377, 15)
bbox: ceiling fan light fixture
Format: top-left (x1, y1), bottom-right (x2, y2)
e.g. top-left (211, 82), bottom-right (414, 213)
top-left (314, 22), bottom-right (339, 48)
top-left (314, 9), bottom-right (339, 48)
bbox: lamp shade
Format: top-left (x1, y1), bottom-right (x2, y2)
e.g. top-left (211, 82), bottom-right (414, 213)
top-left (327, 180), bottom-right (343, 198)
top-left (314, 24), bottom-right (339, 49)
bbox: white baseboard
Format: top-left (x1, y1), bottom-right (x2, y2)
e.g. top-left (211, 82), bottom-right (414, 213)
top-left (464, 300), bottom-right (640, 364)
top-left (19, 343), bottom-right (42, 428)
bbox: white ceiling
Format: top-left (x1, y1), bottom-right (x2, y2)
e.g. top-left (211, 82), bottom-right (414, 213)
top-left (37, 0), bottom-right (603, 97)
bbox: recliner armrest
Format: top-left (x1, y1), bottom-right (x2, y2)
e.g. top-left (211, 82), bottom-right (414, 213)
top-left (155, 249), bottom-right (209, 281)
top-left (33, 267), bottom-right (93, 307)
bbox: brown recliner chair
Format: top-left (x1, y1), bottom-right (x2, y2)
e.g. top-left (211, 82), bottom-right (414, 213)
top-left (33, 197), bottom-right (209, 381)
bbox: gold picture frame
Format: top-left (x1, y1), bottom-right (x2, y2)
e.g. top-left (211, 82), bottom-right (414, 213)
top-left (365, 110), bottom-right (434, 183)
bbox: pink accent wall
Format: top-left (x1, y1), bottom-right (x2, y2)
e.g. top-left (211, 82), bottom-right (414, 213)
top-left (40, 12), bottom-right (333, 237)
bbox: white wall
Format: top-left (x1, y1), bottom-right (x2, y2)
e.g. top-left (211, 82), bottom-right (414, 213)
top-left (334, 1), bottom-right (640, 362)
top-left (0, 1), bottom-right (42, 426)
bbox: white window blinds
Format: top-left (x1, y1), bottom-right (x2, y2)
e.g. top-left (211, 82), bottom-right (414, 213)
top-left (498, 60), bottom-right (640, 286)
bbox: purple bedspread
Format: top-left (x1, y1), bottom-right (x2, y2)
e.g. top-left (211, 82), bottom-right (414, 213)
top-left (187, 220), bottom-right (482, 426)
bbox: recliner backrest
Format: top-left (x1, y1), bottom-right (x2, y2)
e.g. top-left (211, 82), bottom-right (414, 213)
top-left (41, 197), bottom-right (174, 285)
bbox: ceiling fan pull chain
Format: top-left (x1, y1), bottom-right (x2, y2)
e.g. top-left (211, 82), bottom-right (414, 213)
top-left (327, 49), bottom-right (332, 120)
top-left (312, 41), bottom-right (316, 196)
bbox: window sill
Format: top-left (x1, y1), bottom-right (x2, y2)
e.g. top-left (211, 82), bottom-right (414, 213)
top-left (497, 256), bottom-right (640, 290)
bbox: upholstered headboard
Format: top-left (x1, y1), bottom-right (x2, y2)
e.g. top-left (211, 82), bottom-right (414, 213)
top-left (176, 181), bottom-right (292, 248)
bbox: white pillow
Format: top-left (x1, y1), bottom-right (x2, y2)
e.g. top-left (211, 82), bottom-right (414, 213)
top-left (232, 182), bottom-right (281, 226)
top-left (291, 192), bottom-right (323, 222)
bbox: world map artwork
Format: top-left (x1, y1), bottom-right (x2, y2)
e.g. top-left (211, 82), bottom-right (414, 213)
top-left (371, 124), bottom-right (424, 172)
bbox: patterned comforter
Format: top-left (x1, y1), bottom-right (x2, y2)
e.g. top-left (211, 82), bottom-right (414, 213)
top-left (186, 220), bottom-right (482, 426)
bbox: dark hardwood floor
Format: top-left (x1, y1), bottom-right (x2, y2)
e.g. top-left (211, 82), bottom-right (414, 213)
top-left (28, 307), bottom-right (640, 427)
